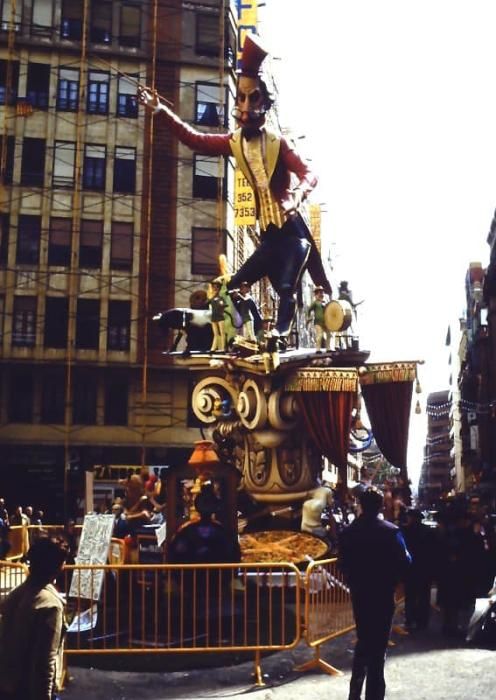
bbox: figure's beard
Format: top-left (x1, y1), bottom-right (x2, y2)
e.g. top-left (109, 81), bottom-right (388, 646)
top-left (241, 125), bottom-right (263, 140)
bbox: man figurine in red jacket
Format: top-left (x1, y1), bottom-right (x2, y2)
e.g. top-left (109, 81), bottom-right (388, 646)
top-left (138, 33), bottom-right (331, 351)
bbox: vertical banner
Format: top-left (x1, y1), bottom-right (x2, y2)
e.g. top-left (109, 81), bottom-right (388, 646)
top-left (236, 0), bottom-right (258, 68)
top-left (308, 203), bottom-right (322, 251)
top-left (234, 0), bottom-right (258, 227)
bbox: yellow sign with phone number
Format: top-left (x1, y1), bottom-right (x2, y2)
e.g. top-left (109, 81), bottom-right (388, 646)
top-left (235, 171), bottom-right (256, 226)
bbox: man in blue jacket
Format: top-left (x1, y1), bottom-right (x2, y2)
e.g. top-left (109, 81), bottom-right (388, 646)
top-left (339, 487), bottom-right (411, 700)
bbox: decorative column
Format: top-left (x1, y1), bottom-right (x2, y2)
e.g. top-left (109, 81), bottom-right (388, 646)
top-left (191, 370), bottom-right (322, 503)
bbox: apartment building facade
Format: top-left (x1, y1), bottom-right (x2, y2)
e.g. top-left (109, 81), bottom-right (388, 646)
top-left (0, 0), bottom-right (242, 519)
top-left (418, 390), bottom-right (453, 507)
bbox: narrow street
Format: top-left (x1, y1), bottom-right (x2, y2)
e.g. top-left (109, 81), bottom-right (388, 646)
top-left (62, 609), bottom-right (495, 700)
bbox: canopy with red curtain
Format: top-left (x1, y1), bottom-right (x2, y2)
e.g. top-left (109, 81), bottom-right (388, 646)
top-left (359, 363), bottom-right (417, 483)
top-left (284, 368), bottom-right (358, 487)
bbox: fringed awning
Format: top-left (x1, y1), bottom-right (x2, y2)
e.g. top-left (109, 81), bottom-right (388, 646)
top-left (359, 362), bottom-right (421, 479)
top-left (358, 362), bottom-right (418, 385)
top-left (285, 369), bottom-right (357, 485)
top-left (285, 362), bottom-right (419, 392)
top-left (283, 361), bottom-right (422, 489)
top-left (285, 368), bottom-right (358, 392)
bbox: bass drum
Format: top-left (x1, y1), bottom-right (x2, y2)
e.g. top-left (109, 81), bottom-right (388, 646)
top-left (324, 299), bottom-right (353, 331)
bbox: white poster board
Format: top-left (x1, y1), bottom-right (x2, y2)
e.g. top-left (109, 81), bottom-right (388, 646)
top-left (69, 513), bottom-right (114, 601)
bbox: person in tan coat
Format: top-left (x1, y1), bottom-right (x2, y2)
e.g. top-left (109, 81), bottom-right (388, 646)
top-left (0, 536), bottom-right (68, 700)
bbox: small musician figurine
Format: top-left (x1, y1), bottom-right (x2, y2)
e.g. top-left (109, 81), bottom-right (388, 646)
top-left (337, 279), bottom-right (362, 348)
top-left (338, 279), bottom-right (364, 317)
top-left (208, 281), bottom-right (226, 352)
top-left (306, 286), bottom-right (329, 352)
top-left (231, 281), bottom-right (262, 342)
top-left (338, 280), bottom-right (354, 307)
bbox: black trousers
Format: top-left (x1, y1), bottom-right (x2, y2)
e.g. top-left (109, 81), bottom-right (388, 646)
top-left (404, 574), bottom-right (432, 628)
top-left (349, 593), bottom-right (395, 700)
top-left (228, 215), bottom-right (310, 336)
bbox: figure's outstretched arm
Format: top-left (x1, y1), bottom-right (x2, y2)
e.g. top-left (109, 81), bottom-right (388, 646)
top-left (137, 84), bottom-right (232, 157)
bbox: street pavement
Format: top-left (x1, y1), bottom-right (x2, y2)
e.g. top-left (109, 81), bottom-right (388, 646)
top-left (61, 608), bottom-right (496, 700)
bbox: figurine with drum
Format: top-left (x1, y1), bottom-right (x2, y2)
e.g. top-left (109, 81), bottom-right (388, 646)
top-left (324, 298), bottom-right (354, 349)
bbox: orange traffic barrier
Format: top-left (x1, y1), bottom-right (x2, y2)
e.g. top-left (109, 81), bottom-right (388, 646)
top-left (296, 557), bottom-right (354, 676)
top-left (3, 526), bottom-right (364, 686)
top-left (0, 560), bottom-right (29, 602)
top-left (5, 525), bottom-right (27, 560)
top-left (62, 562), bottom-right (302, 686)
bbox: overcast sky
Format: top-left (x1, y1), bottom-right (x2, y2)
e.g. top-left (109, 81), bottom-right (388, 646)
top-left (259, 0), bottom-right (495, 484)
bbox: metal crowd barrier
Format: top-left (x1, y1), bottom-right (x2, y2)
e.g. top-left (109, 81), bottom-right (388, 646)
top-left (1, 553), bottom-right (410, 686)
top-left (2, 529), bottom-right (362, 685)
top-left (296, 557), bottom-right (354, 676)
top-left (0, 560), bottom-right (29, 602)
top-left (5, 525), bottom-right (28, 560)
top-left (6, 524), bottom-right (82, 561)
top-left (62, 562), bottom-right (302, 686)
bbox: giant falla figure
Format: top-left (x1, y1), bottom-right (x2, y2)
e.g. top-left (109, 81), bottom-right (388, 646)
top-left (138, 34), bottom-right (331, 350)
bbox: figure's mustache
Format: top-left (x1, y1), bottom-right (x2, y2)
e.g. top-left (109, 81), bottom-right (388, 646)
top-left (231, 106), bottom-right (267, 121)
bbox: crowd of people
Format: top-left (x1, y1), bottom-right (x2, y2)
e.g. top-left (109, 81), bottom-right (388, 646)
top-left (334, 486), bottom-right (496, 700)
top-left (2, 480), bottom-right (496, 700)
top-left (0, 498), bottom-right (46, 559)
top-left (324, 484), bottom-right (496, 636)
top-left (0, 499), bottom-right (45, 529)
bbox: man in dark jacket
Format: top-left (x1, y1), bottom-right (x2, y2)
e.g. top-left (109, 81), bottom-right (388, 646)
top-left (436, 502), bottom-right (487, 637)
top-left (401, 507), bottom-right (436, 630)
top-left (339, 487), bottom-right (411, 700)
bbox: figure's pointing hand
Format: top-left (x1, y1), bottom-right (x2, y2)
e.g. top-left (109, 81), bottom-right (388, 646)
top-left (280, 196), bottom-right (298, 217)
top-left (137, 85), bottom-right (160, 111)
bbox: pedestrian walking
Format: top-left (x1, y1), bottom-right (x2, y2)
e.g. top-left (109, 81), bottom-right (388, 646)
top-left (338, 487), bottom-right (411, 700)
top-left (401, 507), bottom-right (437, 630)
top-left (436, 500), bottom-right (487, 637)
